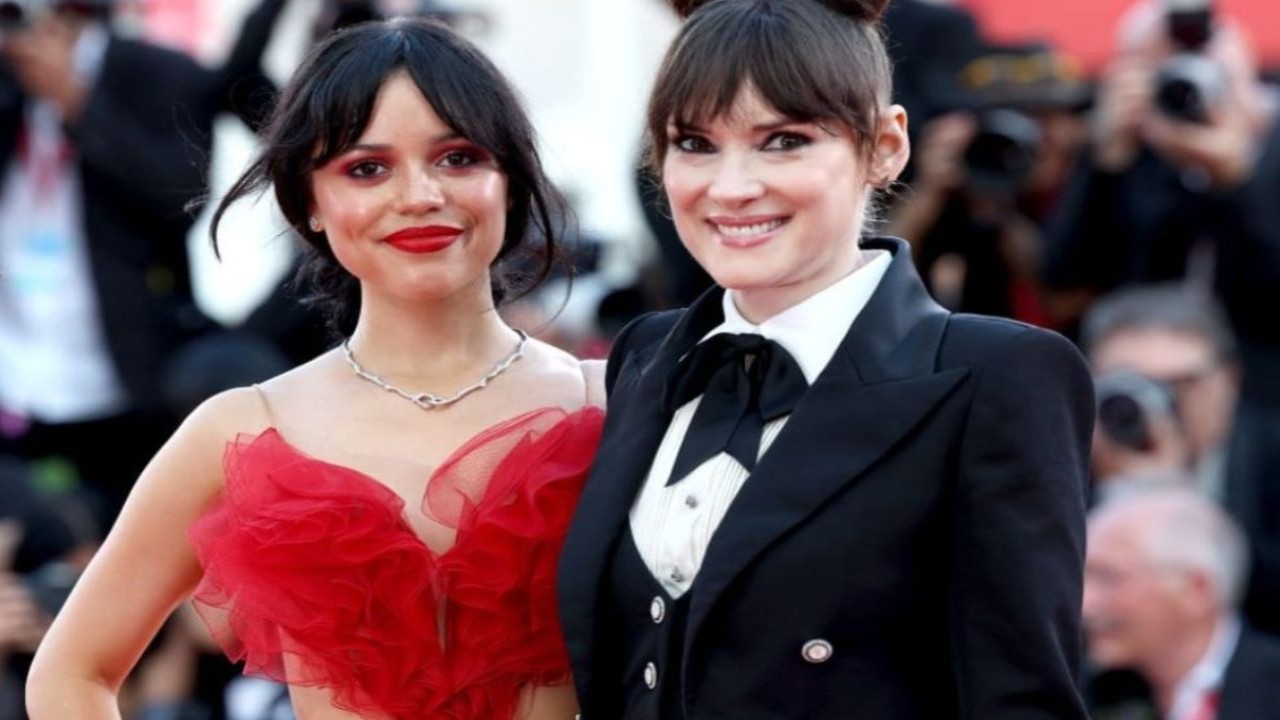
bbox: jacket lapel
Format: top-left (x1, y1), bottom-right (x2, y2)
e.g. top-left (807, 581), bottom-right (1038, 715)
top-left (684, 237), bottom-right (969, 653)
top-left (1217, 629), bottom-right (1280, 720)
top-left (559, 288), bottom-right (726, 694)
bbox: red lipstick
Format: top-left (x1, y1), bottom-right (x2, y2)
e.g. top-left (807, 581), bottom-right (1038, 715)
top-left (383, 225), bottom-right (462, 254)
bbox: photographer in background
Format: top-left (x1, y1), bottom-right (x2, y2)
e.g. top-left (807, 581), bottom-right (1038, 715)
top-left (885, 43), bottom-right (1090, 326)
top-left (1081, 284), bottom-right (1239, 501)
top-left (1083, 488), bottom-right (1280, 720)
top-left (1044, 0), bottom-right (1280, 637)
top-left (0, 0), bottom-right (285, 530)
top-left (1043, 0), bottom-right (1279, 396)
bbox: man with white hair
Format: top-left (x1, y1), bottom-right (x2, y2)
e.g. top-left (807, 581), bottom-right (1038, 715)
top-left (1084, 487), bottom-right (1280, 719)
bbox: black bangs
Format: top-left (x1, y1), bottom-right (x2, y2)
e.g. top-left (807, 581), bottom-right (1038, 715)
top-left (210, 17), bottom-right (568, 340)
top-left (647, 0), bottom-right (891, 167)
top-left (305, 21), bottom-right (516, 170)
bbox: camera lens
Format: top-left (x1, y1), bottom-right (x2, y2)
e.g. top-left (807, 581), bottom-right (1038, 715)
top-left (962, 109), bottom-right (1041, 194)
top-left (1094, 371), bottom-right (1177, 452)
top-left (1154, 52), bottom-right (1224, 124)
top-left (1098, 393), bottom-right (1153, 451)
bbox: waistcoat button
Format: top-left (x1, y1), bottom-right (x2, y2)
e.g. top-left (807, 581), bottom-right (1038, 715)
top-left (643, 661), bottom-right (659, 689)
top-left (650, 596), bottom-right (666, 624)
top-left (802, 639), bottom-right (834, 664)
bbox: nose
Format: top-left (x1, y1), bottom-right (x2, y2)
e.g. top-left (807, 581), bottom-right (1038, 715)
top-left (398, 166), bottom-right (446, 215)
top-left (706, 150), bottom-right (765, 207)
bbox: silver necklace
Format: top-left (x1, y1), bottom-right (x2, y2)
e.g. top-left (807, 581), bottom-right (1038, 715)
top-left (342, 330), bottom-right (527, 410)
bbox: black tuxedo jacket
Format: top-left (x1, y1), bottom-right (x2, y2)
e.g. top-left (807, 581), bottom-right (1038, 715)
top-left (1088, 627), bottom-right (1280, 720)
top-left (559, 237), bottom-right (1095, 719)
top-left (0, 9), bottom-right (281, 412)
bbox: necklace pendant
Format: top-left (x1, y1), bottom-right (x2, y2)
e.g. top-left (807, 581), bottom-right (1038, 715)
top-left (412, 392), bottom-right (445, 408)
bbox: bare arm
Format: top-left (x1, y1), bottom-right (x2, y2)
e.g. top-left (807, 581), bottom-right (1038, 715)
top-left (25, 389), bottom-right (263, 719)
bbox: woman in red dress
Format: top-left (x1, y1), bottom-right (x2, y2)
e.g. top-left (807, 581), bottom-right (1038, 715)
top-left (27, 18), bottom-right (604, 720)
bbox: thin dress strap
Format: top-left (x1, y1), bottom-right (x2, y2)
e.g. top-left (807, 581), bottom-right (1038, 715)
top-left (250, 383), bottom-right (277, 428)
top-left (579, 360), bottom-right (607, 409)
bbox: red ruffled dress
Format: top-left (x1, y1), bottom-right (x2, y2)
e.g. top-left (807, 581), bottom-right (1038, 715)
top-left (188, 407), bottom-right (604, 720)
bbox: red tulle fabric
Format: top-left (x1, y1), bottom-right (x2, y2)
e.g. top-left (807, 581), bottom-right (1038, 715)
top-left (188, 406), bottom-right (605, 720)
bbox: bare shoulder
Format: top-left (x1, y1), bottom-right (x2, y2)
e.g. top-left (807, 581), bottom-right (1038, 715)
top-left (176, 386), bottom-right (269, 449)
top-left (517, 338), bottom-right (606, 410)
top-left (235, 348), bottom-right (348, 423)
top-left (167, 353), bottom-right (338, 468)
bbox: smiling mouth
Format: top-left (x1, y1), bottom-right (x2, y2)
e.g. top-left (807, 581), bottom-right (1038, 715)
top-left (709, 217), bottom-right (789, 244)
top-left (383, 226), bottom-right (463, 254)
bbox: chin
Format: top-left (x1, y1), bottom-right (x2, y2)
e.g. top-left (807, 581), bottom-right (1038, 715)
top-left (1085, 641), bottom-right (1134, 671)
top-left (699, 261), bottom-right (780, 293)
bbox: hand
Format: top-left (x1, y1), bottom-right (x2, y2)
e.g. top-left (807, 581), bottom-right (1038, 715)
top-left (0, 14), bottom-right (88, 121)
top-left (1092, 56), bottom-right (1154, 172)
top-left (0, 572), bottom-right (49, 653)
top-left (914, 112), bottom-right (976, 195)
top-left (1143, 82), bottom-right (1261, 190)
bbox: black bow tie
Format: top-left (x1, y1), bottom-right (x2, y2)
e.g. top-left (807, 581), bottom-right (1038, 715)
top-left (663, 333), bottom-right (809, 485)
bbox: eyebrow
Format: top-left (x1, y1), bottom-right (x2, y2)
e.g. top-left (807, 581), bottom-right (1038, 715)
top-left (669, 119), bottom-right (804, 133)
top-left (341, 132), bottom-right (465, 154)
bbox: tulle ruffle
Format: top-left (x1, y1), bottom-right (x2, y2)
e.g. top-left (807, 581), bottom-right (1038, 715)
top-left (189, 406), bottom-right (604, 720)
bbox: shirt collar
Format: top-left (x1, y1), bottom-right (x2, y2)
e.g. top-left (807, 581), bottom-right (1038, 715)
top-left (1169, 615), bottom-right (1241, 720)
top-left (705, 248), bottom-right (891, 384)
top-left (73, 23), bottom-right (110, 83)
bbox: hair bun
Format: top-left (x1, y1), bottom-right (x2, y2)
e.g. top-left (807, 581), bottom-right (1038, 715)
top-left (668, 0), bottom-right (889, 23)
top-left (667, 0), bottom-right (707, 20)
top-left (817, 0), bottom-right (890, 23)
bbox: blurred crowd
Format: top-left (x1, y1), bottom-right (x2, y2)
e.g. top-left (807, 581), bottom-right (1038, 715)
top-left (0, 0), bottom-right (1278, 718)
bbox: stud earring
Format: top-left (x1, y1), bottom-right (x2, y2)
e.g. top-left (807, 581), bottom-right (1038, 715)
top-left (308, 216), bottom-right (323, 233)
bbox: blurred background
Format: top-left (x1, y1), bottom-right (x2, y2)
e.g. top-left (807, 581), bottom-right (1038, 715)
top-left (1, 0), bottom-right (1278, 718)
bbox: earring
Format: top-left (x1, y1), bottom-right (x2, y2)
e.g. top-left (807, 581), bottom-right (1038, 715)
top-left (308, 216), bottom-right (323, 233)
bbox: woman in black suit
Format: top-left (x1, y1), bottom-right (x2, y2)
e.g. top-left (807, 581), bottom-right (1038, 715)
top-left (558, 1), bottom-right (1095, 718)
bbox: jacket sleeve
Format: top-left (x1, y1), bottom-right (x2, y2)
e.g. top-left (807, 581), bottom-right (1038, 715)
top-left (64, 43), bottom-right (211, 223)
top-left (210, 0), bottom-right (287, 131)
top-left (951, 326), bottom-right (1095, 719)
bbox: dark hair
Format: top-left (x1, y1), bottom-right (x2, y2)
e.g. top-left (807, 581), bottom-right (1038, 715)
top-left (646, 0), bottom-right (893, 171)
top-left (1082, 283), bottom-right (1238, 362)
top-left (211, 18), bottom-right (567, 338)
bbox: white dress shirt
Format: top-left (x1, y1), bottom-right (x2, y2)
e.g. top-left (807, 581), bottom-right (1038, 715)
top-left (0, 25), bottom-right (126, 422)
top-left (1167, 615), bottom-right (1241, 720)
top-left (629, 250), bottom-right (891, 598)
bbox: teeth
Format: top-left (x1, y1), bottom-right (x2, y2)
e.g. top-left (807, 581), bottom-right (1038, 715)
top-left (715, 219), bottom-right (784, 237)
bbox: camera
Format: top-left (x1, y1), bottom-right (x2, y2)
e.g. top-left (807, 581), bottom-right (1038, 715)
top-left (1154, 53), bottom-right (1224, 124)
top-left (0, 0), bottom-right (110, 31)
top-left (963, 108), bottom-right (1042, 195)
top-left (1094, 370), bottom-right (1177, 452)
top-left (1154, 0), bottom-right (1224, 123)
top-left (952, 45), bottom-right (1087, 195)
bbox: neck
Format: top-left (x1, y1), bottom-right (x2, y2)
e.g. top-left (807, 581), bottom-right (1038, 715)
top-left (731, 245), bottom-right (869, 324)
top-left (345, 280), bottom-right (516, 385)
top-left (1145, 615), bottom-right (1224, 715)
